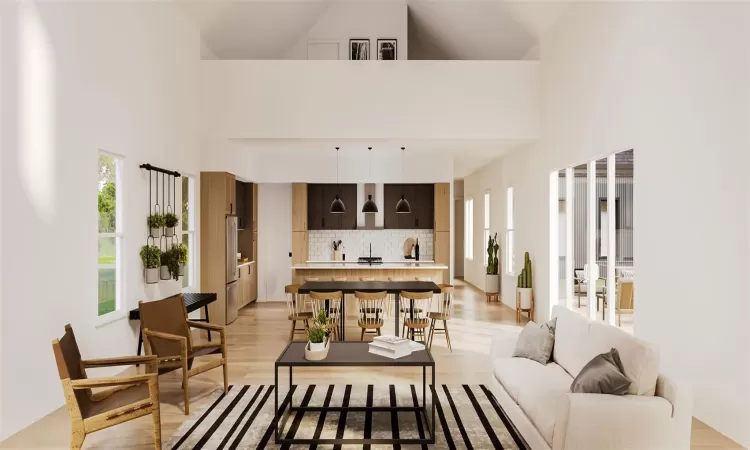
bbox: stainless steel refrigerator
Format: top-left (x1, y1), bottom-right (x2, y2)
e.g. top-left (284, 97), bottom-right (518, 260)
top-left (225, 215), bottom-right (239, 324)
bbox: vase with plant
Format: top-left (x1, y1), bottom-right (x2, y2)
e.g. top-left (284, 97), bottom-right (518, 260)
top-left (163, 244), bottom-right (182, 281)
top-left (178, 243), bottom-right (188, 276)
top-left (159, 251), bottom-right (171, 280)
top-left (140, 245), bottom-right (161, 284)
top-left (147, 213), bottom-right (165, 238)
top-left (517, 252), bottom-right (533, 309)
top-left (164, 213), bottom-right (179, 237)
top-left (307, 324), bottom-right (327, 352)
top-left (485, 233), bottom-right (500, 294)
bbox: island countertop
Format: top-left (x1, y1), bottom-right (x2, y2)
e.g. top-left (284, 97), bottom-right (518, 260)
top-left (292, 262), bottom-right (448, 270)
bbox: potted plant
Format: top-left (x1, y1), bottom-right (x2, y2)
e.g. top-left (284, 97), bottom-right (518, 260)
top-left (147, 213), bottom-right (165, 238)
top-left (517, 252), bottom-right (533, 309)
top-left (485, 233), bottom-right (500, 294)
top-left (164, 213), bottom-right (179, 237)
top-left (307, 324), bottom-right (327, 352)
top-left (160, 250), bottom-right (171, 280)
top-left (178, 243), bottom-right (188, 276)
top-left (140, 245), bottom-right (161, 284)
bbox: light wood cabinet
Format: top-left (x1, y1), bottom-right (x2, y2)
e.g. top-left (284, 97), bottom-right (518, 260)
top-left (292, 183), bottom-right (308, 231)
top-left (434, 183), bottom-right (450, 232)
top-left (292, 231), bottom-right (308, 265)
top-left (249, 263), bottom-right (257, 301)
top-left (434, 231), bottom-right (450, 281)
top-left (252, 232), bottom-right (257, 262)
top-left (238, 267), bottom-right (247, 307)
top-left (252, 183), bottom-right (258, 231)
top-left (225, 173), bottom-right (236, 215)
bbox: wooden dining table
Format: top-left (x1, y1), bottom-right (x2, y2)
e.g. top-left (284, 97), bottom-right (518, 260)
top-left (298, 281), bottom-right (441, 341)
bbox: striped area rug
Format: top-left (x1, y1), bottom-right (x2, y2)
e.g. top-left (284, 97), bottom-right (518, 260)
top-left (168, 384), bottom-right (528, 449)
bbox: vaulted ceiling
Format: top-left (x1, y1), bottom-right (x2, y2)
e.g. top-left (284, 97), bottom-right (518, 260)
top-left (177, 1), bottom-right (567, 61)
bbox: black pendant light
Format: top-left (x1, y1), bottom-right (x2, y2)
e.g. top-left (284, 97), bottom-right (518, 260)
top-left (396, 146), bottom-right (412, 213)
top-left (330, 147), bottom-right (346, 213)
top-left (362, 147), bottom-right (379, 213)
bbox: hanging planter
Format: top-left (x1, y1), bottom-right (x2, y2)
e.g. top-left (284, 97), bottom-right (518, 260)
top-left (160, 251), bottom-right (171, 280)
top-left (164, 244), bottom-right (182, 281)
top-left (164, 212), bottom-right (179, 237)
top-left (140, 244), bottom-right (161, 284)
top-left (178, 243), bottom-right (188, 276)
top-left (147, 213), bottom-right (165, 238)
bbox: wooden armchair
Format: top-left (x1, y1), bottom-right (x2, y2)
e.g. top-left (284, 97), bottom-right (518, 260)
top-left (52, 324), bottom-right (161, 449)
top-left (139, 294), bottom-right (228, 415)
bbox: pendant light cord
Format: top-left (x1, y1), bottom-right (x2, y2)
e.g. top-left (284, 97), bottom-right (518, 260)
top-left (401, 147), bottom-right (405, 191)
top-left (336, 147), bottom-right (340, 191)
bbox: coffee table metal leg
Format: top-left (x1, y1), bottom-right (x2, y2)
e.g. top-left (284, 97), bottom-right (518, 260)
top-left (289, 367), bottom-right (293, 409)
top-left (394, 293), bottom-right (400, 337)
top-left (274, 365), bottom-right (278, 441)
top-left (432, 365), bottom-right (436, 440)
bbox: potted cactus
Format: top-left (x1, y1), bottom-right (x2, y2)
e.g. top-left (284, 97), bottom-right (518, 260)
top-left (517, 252), bottom-right (533, 309)
top-left (485, 233), bottom-right (500, 294)
top-left (164, 212), bottom-right (179, 237)
top-left (147, 213), bottom-right (165, 238)
top-left (140, 245), bottom-right (161, 284)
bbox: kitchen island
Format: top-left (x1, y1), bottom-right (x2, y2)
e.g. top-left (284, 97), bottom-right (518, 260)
top-left (292, 261), bottom-right (449, 284)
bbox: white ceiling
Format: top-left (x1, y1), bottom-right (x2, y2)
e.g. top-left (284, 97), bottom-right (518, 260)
top-left (178, 1), bottom-right (566, 60)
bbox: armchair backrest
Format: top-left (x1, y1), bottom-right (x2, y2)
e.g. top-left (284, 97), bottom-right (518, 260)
top-left (52, 324), bottom-right (92, 415)
top-left (139, 294), bottom-right (191, 356)
top-left (618, 280), bottom-right (635, 310)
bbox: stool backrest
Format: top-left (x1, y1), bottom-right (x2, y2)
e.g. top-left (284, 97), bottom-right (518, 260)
top-left (354, 291), bottom-right (388, 326)
top-left (285, 284), bottom-right (306, 317)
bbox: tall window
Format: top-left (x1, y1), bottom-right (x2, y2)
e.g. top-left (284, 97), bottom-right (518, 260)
top-left (98, 152), bottom-right (123, 317)
top-left (506, 187), bottom-right (514, 274)
top-left (182, 175), bottom-right (195, 289)
top-left (484, 191), bottom-right (490, 267)
top-left (464, 197), bottom-right (474, 260)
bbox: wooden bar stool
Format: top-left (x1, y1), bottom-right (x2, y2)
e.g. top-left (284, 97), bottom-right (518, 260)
top-left (486, 292), bottom-right (499, 303)
top-left (355, 291), bottom-right (387, 340)
top-left (285, 284), bottom-right (312, 341)
top-left (400, 291), bottom-right (433, 343)
top-left (309, 291), bottom-right (343, 341)
top-left (429, 285), bottom-right (454, 352)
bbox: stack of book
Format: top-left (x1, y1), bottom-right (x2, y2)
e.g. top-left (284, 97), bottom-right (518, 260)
top-left (368, 335), bottom-right (424, 359)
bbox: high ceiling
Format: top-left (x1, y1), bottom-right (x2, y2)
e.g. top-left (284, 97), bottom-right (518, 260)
top-left (178, 1), bottom-right (567, 60)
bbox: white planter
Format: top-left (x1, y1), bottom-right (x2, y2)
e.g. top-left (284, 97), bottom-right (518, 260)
top-left (308, 341), bottom-right (325, 352)
top-left (165, 227), bottom-right (174, 237)
top-left (145, 268), bottom-right (159, 284)
top-left (160, 265), bottom-right (170, 280)
top-left (179, 264), bottom-right (185, 276)
top-left (333, 249), bottom-right (342, 261)
top-left (485, 274), bottom-right (499, 294)
top-left (150, 227), bottom-right (162, 239)
top-left (517, 287), bottom-right (533, 309)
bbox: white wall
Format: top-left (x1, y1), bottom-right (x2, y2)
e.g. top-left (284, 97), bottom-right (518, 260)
top-left (465, 3), bottom-right (750, 446)
top-left (257, 184), bottom-right (292, 302)
top-left (0, 2), bottom-right (200, 439)
top-left (283, 2), bottom-right (408, 60)
top-left (200, 60), bottom-right (540, 140)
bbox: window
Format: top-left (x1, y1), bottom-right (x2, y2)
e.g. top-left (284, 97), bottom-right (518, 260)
top-left (182, 175), bottom-right (196, 289)
top-left (98, 152), bottom-right (123, 317)
top-left (506, 187), bottom-right (514, 274)
top-left (484, 191), bottom-right (490, 267)
top-left (465, 197), bottom-right (473, 260)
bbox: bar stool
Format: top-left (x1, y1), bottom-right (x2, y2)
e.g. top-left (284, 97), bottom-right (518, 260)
top-left (302, 277), bottom-right (319, 310)
top-left (428, 285), bottom-right (454, 351)
top-left (285, 284), bottom-right (312, 341)
top-left (400, 291), bottom-right (433, 343)
top-left (355, 291), bottom-right (388, 340)
top-left (309, 291), bottom-right (343, 341)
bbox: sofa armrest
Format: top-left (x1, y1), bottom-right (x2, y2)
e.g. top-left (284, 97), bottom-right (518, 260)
top-left (656, 374), bottom-right (693, 449)
top-left (553, 393), bottom-right (676, 450)
top-left (489, 327), bottom-right (522, 360)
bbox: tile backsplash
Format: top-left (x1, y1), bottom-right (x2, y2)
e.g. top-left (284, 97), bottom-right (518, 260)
top-left (308, 230), bottom-right (434, 261)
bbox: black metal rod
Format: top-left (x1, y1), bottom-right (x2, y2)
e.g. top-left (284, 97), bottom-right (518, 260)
top-left (139, 163), bottom-right (180, 177)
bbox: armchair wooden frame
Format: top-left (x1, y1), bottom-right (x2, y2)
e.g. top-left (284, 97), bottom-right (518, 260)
top-left (52, 324), bottom-right (161, 450)
top-left (139, 296), bottom-right (228, 415)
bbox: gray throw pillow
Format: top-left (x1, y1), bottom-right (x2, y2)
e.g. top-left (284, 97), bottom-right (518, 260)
top-left (512, 317), bottom-right (557, 365)
top-left (570, 348), bottom-right (631, 395)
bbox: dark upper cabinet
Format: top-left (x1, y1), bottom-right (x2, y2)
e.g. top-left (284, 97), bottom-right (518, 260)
top-left (308, 184), bottom-right (357, 230)
top-left (235, 180), bottom-right (248, 229)
top-left (384, 184), bottom-right (434, 229)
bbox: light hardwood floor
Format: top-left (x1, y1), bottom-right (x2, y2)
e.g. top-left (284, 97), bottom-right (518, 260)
top-left (1, 279), bottom-right (743, 449)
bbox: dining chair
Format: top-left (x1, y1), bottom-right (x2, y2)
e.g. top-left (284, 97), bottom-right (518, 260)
top-left (285, 284), bottom-right (312, 341)
top-left (428, 285), bottom-right (454, 351)
top-left (52, 324), bottom-right (161, 449)
top-left (400, 291), bottom-right (433, 343)
top-left (617, 280), bottom-right (635, 326)
top-left (355, 291), bottom-right (388, 340)
top-left (139, 294), bottom-right (228, 415)
top-left (309, 291), bottom-right (343, 341)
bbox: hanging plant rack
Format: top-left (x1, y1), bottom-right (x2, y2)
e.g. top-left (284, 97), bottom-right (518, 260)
top-left (140, 163), bottom-right (182, 282)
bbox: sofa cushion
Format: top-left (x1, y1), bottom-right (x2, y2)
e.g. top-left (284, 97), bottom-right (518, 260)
top-left (518, 382), bottom-right (570, 446)
top-left (493, 357), bottom-right (572, 404)
top-left (552, 305), bottom-right (591, 377)
top-left (588, 322), bottom-right (659, 395)
top-left (512, 317), bottom-right (557, 364)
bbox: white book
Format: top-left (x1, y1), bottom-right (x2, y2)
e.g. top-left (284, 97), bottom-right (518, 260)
top-left (409, 341), bottom-right (426, 352)
top-left (372, 335), bottom-right (411, 350)
top-left (368, 343), bottom-right (412, 359)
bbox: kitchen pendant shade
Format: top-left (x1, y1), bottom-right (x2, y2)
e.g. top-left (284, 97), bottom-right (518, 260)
top-left (396, 195), bottom-right (411, 214)
top-left (362, 194), bottom-right (378, 213)
top-left (330, 195), bottom-right (346, 213)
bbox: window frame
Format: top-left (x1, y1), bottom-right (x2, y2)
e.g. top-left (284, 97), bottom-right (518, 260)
top-left (465, 197), bottom-right (474, 260)
top-left (182, 174), bottom-right (196, 291)
top-left (483, 191), bottom-right (490, 267)
top-left (96, 151), bottom-right (125, 325)
top-left (506, 187), bottom-right (515, 275)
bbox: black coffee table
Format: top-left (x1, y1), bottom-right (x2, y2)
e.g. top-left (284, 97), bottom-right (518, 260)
top-left (274, 341), bottom-right (436, 446)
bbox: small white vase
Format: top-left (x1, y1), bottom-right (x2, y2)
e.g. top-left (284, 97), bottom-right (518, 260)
top-left (485, 274), bottom-right (499, 294)
top-left (333, 249), bottom-right (342, 261)
top-left (160, 265), bottom-right (170, 280)
top-left (145, 268), bottom-right (159, 284)
top-left (150, 227), bottom-right (162, 239)
top-left (309, 341), bottom-right (325, 352)
top-left (518, 287), bottom-right (533, 309)
top-left (179, 264), bottom-right (185, 276)
top-left (165, 227), bottom-right (174, 237)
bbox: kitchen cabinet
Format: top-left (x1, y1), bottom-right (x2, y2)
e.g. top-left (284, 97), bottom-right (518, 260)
top-left (238, 267), bottom-right (246, 307)
top-left (236, 180), bottom-right (251, 230)
top-left (225, 173), bottom-right (236, 215)
top-left (434, 183), bottom-right (450, 231)
top-left (252, 183), bottom-right (258, 231)
top-left (307, 184), bottom-right (357, 230)
top-left (292, 231), bottom-right (308, 264)
top-left (249, 263), bottom-right (257, 301)
top-left (238, 263), bottom-right (256, 308)
top-left (384, 184), bottom-right (434, 229)
top-left (292, 183), bottom-right (307, 231)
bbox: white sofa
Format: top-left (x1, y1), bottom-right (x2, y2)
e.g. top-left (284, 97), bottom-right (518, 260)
top-left (488, 305), bottom-right (692, 450)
